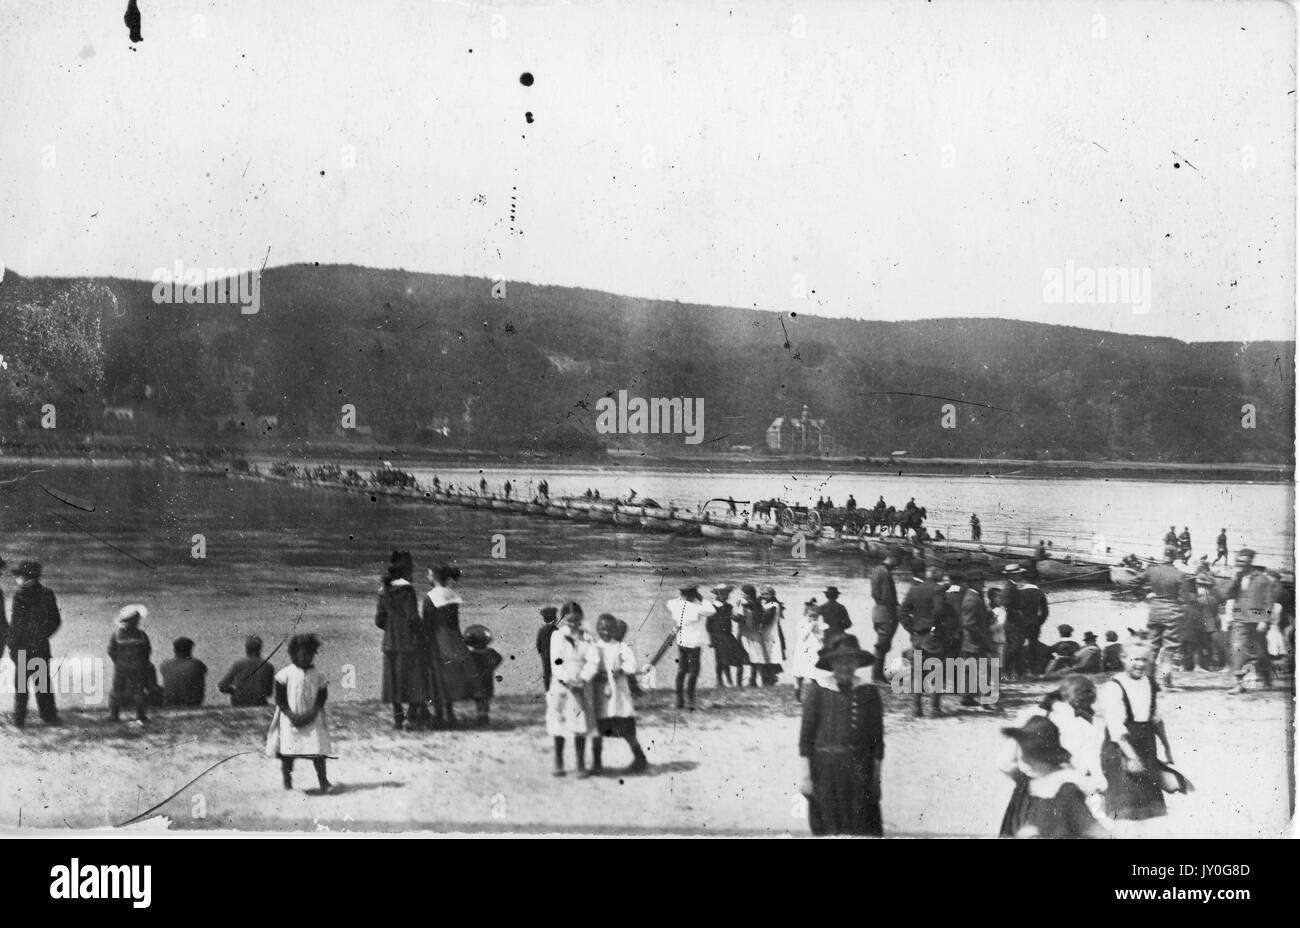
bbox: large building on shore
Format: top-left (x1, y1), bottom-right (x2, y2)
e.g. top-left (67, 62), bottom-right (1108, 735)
top-left (765, 405), bottom-right (833, 454)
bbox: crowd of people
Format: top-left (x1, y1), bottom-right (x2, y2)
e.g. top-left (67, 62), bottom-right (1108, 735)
top-left (0, 535), bottom-right (1290, 833)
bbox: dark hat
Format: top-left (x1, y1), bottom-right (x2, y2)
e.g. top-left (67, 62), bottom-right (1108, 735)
top-left (245, 634), bottom-right (264, 652)
top-left (11, 559), bottom-right (41, 579)
top-left (1000, 716), bottom-right (1072, 768)
top-left (815, 633), bottom-right (875, 671)
top-left (463, 624), bottom-right (492, 648)
top-left (824, 585), bottom-right (840, 598)
top-left (1237, 548), bottom-right (1256, 561)
top-left (741, 583), bottom-right (758, 599)
top-left (540, 606), bottom-right (559, 622)
top-left (1057, 624), bottom-right (1074, 637)
top-left (679, 584), bottom-right (700, 598)
top-left (1082, 631), bottom-right (1097, 643)
top-left (1105, 630), bottom-right (1118, 641)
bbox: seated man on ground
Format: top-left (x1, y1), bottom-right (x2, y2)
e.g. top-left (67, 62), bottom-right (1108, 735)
top-left (160, 636), bottom-right (208, 707)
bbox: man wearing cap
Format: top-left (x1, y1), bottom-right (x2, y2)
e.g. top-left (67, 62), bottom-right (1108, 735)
top-left (1224, 549), bottom-right (1280, 694)
top-left (1142, 545), bottom-right (1188, 687)
top-left (3, 560), bottom-right (62, 727)
top-left (1213, 529), bottom-right (1229, 567)
top-left (898, 563), bottom-right (946, 716)
top-left (1012, 565), bottom-right (1050, 678)
top-left (818, 586), bottom-right (851, 638)
top-left (217, 635), bottom-right (276, 706)
top-left (957, 573), bottom-right (994, 705)
top-left (868, 551), bottom-right (900, 682)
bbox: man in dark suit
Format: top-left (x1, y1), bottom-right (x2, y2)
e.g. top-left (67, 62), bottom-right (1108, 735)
top-left (956, 573), bottom-right (993, 707)
top-left (869, 551), bottom-right (900, 681)
top-left (1012, 565), bottom-right (1050, 678)
top-left (818, 586), bottom-right (852, 637)
top-left (4, 560), bottom-right (62, 727)
top-left (898, 564), bottom-right (945, 716)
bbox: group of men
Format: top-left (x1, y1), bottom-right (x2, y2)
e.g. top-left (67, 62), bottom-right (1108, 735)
top-left (817, 549), bottom-right (1051, 716)
top-left (1142, 545), bottom-right (1291, 694)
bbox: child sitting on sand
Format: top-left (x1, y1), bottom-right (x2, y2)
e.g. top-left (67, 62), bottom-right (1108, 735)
top-left (267, 633), bottom-right (334, 794)
top-left (591, 615), bottom-right (649, 775)
top-left (464, 624), bottom-right (503, 728)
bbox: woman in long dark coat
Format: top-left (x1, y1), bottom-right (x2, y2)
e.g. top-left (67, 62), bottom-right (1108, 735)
top-left (423, 564), bottom-right (484, 728)
top-left (798, 634), bottom-right (884, 836)
top-left (374, 551), bottom-right (430, 730)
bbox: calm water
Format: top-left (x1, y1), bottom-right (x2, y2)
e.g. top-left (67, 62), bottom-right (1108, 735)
top-left (0, 461), bottom-right (1292, 706)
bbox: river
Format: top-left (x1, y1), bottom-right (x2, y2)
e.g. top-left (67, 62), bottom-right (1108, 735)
top-left (0, 460), bottom-right (1291, 705)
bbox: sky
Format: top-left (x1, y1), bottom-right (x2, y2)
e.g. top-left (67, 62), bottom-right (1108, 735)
top-left (0, 0), bottom-right (1295, 342)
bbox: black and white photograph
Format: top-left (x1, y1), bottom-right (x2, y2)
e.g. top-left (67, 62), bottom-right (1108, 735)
top-left (0, 0), bottom-right (1294, 848)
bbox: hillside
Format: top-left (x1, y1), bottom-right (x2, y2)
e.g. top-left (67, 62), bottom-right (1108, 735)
top-left (0, 266), bottom-right (1292, 464)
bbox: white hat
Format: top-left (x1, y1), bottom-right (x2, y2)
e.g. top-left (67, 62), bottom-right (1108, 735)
top-left (115, 604), bottom-right (149, 626)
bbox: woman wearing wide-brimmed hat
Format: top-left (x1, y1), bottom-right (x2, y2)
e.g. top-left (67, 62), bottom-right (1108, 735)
top-left (797, 634), bottom-right (884, 836)
top-left (705, 584), bottom-right (747, 688)
top-left (998, 675), bottom-right (1107, 837)
top-left (998, 715), bottom-right (1108, 839)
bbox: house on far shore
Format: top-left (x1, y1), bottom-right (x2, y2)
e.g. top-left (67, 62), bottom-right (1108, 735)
top-left (766, 405), bottom-right (832, 454)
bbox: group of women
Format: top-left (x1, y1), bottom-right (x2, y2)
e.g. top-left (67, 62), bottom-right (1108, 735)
top-left (704, 583), bottom-right (788, 689)
top-left (997, 638), bottom-right (1189, 838)
top-left (373, 551), bottom-right (487, 730)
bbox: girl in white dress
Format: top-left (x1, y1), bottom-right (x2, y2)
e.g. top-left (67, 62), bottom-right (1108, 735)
top-left (791, 599), bottom-right (827, 701)
top-left (592, 615), bottom-right (649, 774)
top-left (267, 633), bottom-right (334, 793)
top-left (546, 604), bottom-right (601, 777)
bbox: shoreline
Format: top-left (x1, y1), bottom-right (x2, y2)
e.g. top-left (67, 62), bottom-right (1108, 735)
top-left (0, 445), bottom-right (1292, 484)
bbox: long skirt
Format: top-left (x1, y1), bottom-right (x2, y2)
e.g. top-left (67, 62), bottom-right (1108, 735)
top-left (711, 632), bottom-right (749, 667)
top-left (808, 749), bottom-right (882, 836)
top-left (430, 627), bottom-right (485, 704)
top-left (1101, 721), bottom-right (1166, 821)
top-left (380, 650), bottom-right (428, 704)
top-left (998, 771), bottom-right (1031, 837)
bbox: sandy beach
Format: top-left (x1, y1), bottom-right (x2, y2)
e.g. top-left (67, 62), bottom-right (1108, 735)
top-left (1, 671), bottom-right (1290, 836)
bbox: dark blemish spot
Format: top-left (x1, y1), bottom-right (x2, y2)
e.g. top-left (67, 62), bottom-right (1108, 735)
top-left (369, 495), bottom-right (377, 502)
top-left (320, 170), bottom-right (326, 176)
top-left (1173, 162), bottom-right (1180, 169)
top-left (520, 72), bottom-right (534, 86)
top-left (525, 112), bottom-right (534, 124)
top-left (124, 0), bottom-right (143, 43)
top-left (789, 312), bottom-right (797, 318)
